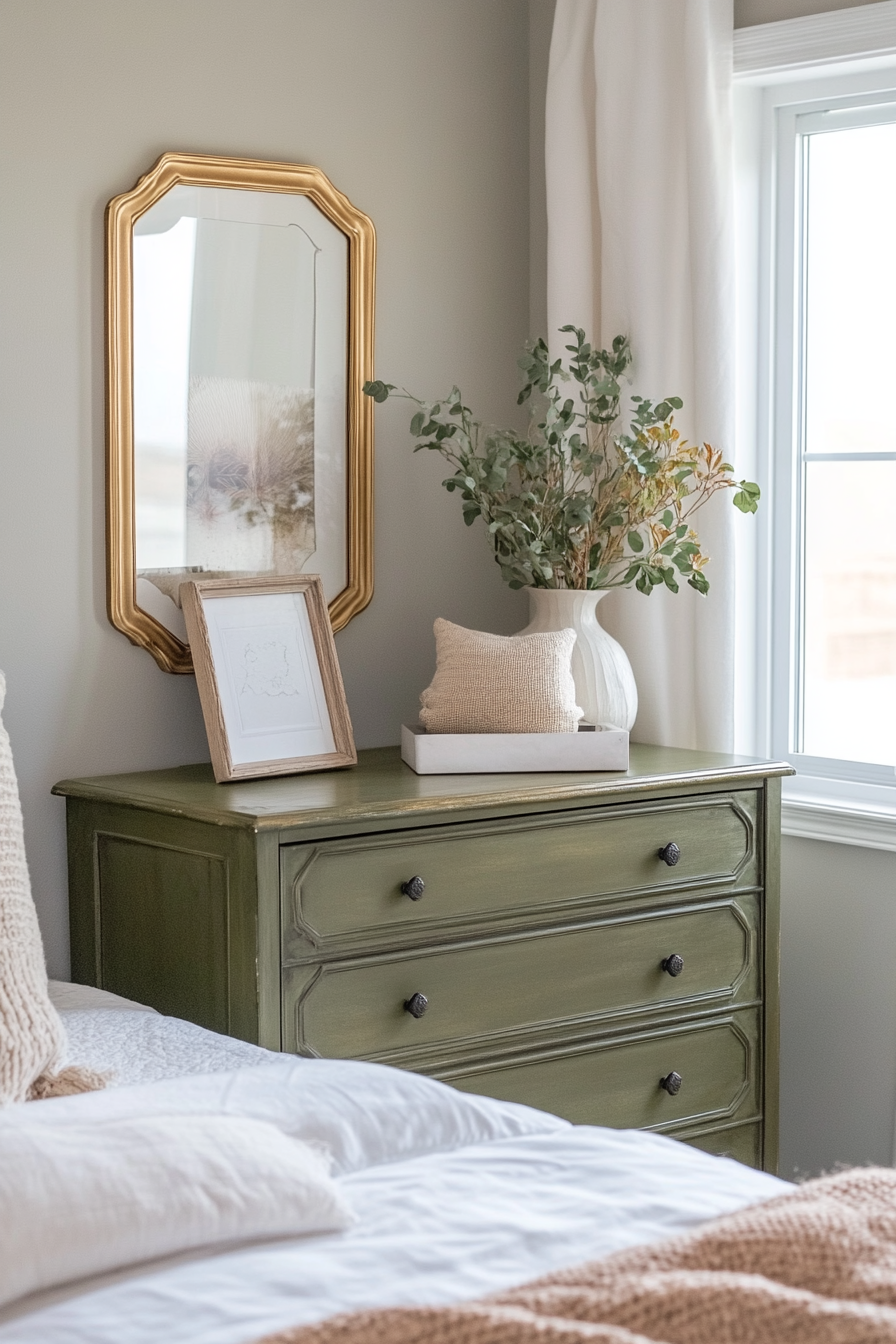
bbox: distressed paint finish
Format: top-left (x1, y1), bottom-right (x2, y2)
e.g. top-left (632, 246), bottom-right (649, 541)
top-left (281, 896), bottom-right (760, 1063)
top-left (55, 744), bottom-right (790, 1172)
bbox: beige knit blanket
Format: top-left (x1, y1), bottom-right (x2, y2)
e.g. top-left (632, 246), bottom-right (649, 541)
top-left (0, 671), bottom-right (105, 1104)
top-left (260, 1167), bottom-right (896, 1344)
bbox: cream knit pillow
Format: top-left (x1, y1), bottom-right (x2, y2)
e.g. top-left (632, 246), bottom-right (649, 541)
top-left (419, 619), bottom-right (583, 734)
top-left (0, 673), bottom-right (105, 1105)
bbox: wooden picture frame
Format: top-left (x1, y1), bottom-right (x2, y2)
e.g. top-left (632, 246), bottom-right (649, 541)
top-left (181, 575), bottom-right (356, 782)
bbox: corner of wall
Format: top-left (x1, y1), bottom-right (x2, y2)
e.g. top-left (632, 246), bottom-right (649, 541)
top-left (529, 0), bottom-right (555, 341)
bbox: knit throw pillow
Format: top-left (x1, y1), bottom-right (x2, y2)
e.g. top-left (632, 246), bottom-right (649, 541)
top-left (0, 673), bottom-right (105, 1105)
top-left (419, 619), bottom-right (583, 734)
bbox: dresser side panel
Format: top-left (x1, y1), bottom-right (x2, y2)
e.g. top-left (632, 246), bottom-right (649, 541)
top-left (65, 800), bottom-right (260, 1042)
top-left (98, 833), bottom-right (229, 1032)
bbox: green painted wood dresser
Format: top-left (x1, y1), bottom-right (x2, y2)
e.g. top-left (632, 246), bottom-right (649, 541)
top-left (54, 745), bottom-right (791, 1173)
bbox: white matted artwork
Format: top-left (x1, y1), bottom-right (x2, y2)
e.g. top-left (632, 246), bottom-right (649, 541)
top-left (181, 575), bottom-right (356, 782)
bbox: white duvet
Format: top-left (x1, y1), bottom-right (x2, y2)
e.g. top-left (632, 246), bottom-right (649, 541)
top-left (0, 987), bottom-right (790, 1344)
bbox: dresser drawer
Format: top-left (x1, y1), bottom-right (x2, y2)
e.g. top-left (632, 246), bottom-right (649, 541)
top-left (282, 895), bottom-right (759, 1061)
top-left (684, 1122), bottom-right (763, 1168)
top-left (442, 1012), bottom-right (761, 1134)
top-left (281, 792), bottom-right (759, 959)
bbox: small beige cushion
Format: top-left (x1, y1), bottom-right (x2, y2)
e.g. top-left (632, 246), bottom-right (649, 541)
top-left (419, 619), bottom-right (583, 734)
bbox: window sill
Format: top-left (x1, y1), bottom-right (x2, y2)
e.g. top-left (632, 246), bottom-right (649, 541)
top-left (782, 781), bottom-right (896, 853)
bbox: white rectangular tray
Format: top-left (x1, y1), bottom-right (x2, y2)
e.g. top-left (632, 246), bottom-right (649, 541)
top-left (401, 723), bottom-right (629, 774)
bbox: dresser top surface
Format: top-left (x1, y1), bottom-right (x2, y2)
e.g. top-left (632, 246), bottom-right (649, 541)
top-left (53, 744), bottom-right (792, 832)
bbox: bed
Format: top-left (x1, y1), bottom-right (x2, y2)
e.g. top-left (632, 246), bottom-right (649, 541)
top-left (0, 982), bottom-right (790, 1344)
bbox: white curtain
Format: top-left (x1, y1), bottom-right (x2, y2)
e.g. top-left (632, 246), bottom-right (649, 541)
top-left (546, 0), bottom-right (736, 751)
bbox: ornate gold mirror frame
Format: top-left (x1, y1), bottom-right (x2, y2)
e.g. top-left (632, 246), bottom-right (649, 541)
top-left (106, 152), bottom-right (375, 674)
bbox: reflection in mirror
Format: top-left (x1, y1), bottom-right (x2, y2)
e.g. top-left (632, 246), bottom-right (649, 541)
top-left (131, 185), bottom-right (348, 641)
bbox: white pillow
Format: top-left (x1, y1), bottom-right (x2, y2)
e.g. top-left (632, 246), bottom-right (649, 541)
top-left (0, 1112), bottom-right (353, 1308)
top-left (419, 618), bottom-right (583, 733)
top-left (12, 1056), bottom-right (570, 1175)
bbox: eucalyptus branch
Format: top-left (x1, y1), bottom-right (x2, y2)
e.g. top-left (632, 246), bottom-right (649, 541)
top-left (363, 328), bottom-right (759, 596)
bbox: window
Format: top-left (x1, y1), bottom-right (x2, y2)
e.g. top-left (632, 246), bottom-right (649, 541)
top-left (776, 96), bottom-right (896, 781)
top-left (735, 12), bottom-right (896, 839)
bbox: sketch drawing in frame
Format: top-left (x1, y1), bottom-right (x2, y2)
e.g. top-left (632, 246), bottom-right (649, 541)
top-left (181, 575), bottom-right (356, 782)
top-left (106, 152), bottom-right (375, 675)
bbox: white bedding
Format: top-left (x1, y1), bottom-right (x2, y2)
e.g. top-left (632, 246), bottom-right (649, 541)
top-left (48, 981), bottom-right (157, 1014)
top-left (58, 1009), bottom-right (278, 1085)
top-left (0, 986), bottom-right (791, 1344)
top-left (0, 1114), bottom-right (352, 1309)
top-left (49, 980), bottom-right (280, 1085)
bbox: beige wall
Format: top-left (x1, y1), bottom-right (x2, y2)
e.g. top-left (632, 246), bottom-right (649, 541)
top-left (0, 0), bottom-right (531, 974)
top-left (529, 0), bottom-right (554, 343)
top-left (779, 837), bottom-right (896, 1176)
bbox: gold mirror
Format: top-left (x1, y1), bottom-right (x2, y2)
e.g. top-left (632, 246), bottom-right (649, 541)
top-left (106, 152), bottom-right (375, 674)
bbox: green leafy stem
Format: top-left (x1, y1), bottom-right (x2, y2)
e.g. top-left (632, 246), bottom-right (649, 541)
top-left (364, 327), bottom-right (759, 595)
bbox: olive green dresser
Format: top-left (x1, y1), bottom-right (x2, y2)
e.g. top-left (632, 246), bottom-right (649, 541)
top-left (54, 745), bottom-right (790, 1172)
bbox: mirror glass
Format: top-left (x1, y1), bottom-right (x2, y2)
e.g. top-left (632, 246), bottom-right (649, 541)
top-left (131, 185), bottom-right (348, 643)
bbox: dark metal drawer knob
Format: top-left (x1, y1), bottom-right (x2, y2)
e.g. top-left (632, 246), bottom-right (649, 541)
top-left (660, 1071), bottom-right (683, 1096)
top-left (400, 876), bottom-right (425, 901)
top-left (661, 953), bottom-right (684, 977)
top-left (658, 841), bottom-right (681, 867)
top-left (404, 992), bottom-right (429, 1019)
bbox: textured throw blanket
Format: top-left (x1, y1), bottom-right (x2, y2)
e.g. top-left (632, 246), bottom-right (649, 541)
top-left (0, 672), bottom-right (105, 1104)
top-left (260, 1167), bottom-right (896, 1344)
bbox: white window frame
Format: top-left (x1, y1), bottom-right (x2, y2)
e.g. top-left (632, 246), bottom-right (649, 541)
top-left (734, 2), bottom-right (896, 852)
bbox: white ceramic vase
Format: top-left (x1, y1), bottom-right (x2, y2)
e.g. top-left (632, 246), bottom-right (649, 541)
top-left (518, 588), bottom-right (638, 731)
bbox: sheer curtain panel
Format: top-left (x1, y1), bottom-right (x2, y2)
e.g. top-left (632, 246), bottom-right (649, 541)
top-left (545, 0), bottom-right (736, 750)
